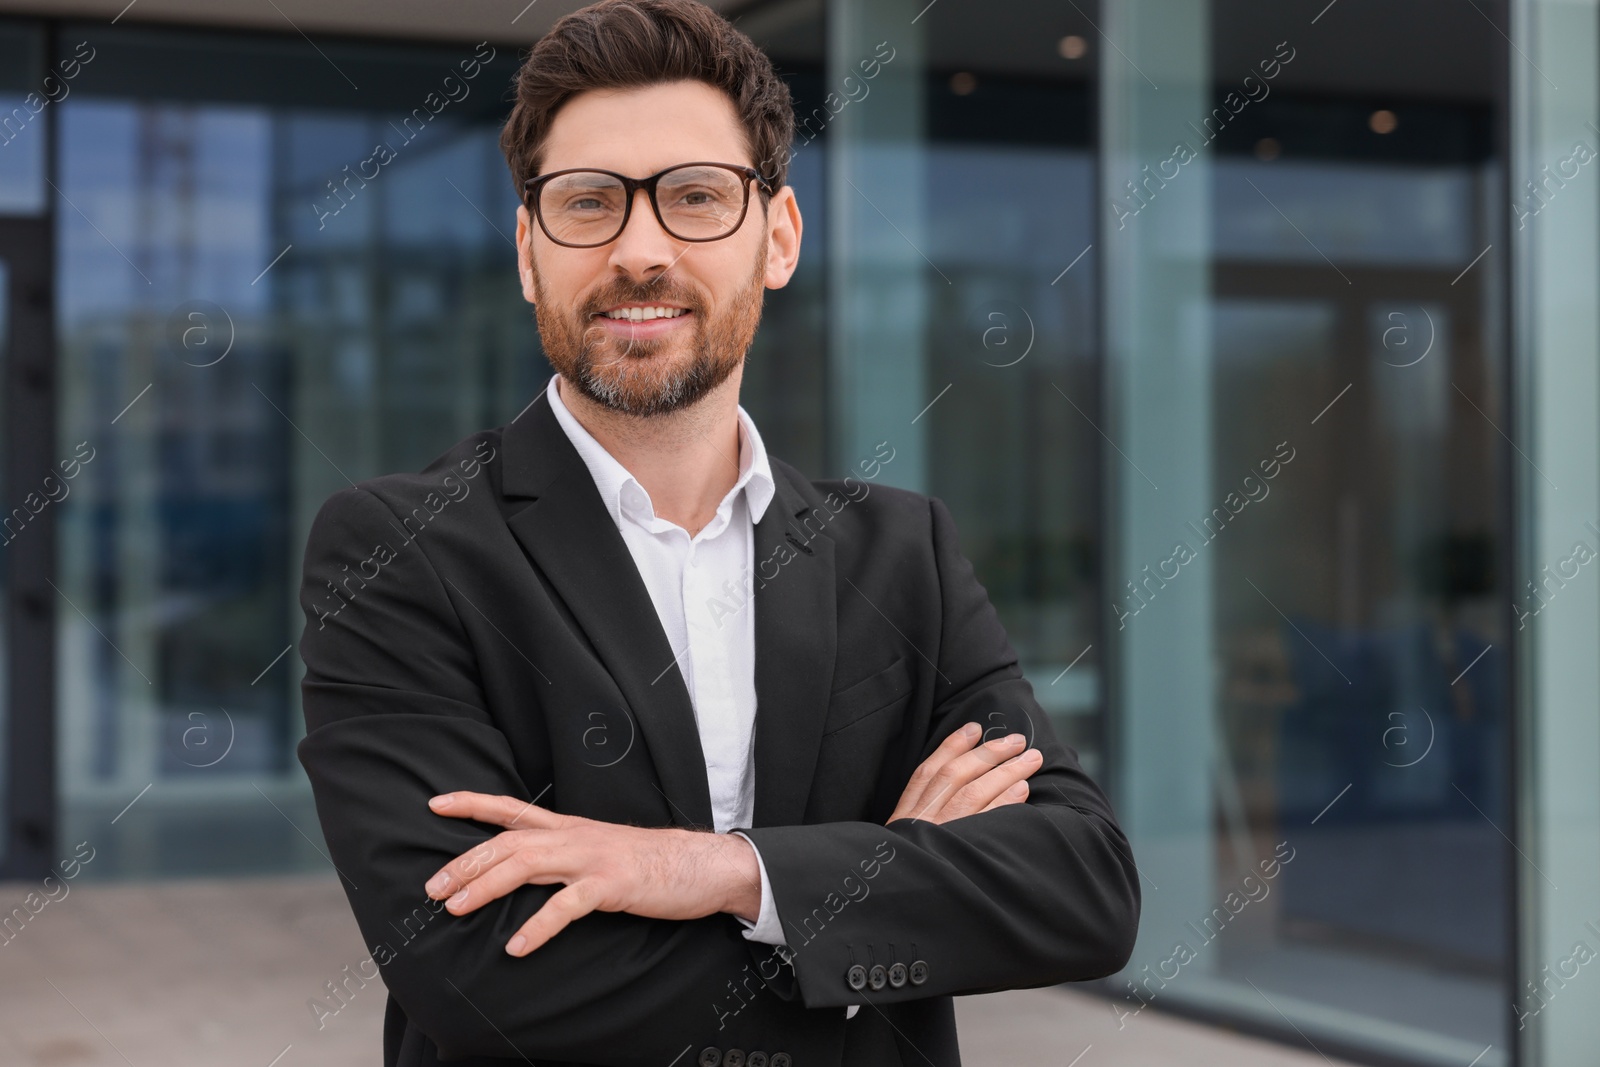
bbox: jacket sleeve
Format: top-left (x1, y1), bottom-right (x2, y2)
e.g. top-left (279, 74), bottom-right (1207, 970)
top-left (737, 495), bottom-right (1142, 1009)
top-left (295, 485), bottom-right (843, 1065)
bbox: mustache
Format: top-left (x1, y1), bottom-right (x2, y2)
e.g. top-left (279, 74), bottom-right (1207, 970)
top-left (584, 279), bottom-right (703, 317)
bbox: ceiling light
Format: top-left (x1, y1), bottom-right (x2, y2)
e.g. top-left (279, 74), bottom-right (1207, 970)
top-left (1058, 35), bottom-right (1088, 60)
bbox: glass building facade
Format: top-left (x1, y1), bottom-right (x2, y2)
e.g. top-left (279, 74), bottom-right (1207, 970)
top-left (0, 1), bottom-right (1597, 1065)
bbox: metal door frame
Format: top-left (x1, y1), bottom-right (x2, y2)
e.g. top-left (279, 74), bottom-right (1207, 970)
top-left (1, 212), bottom-right (57, 880)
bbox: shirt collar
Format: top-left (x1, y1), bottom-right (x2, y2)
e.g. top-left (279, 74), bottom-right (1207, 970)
top-left (544, 373), bottom-right (776, 531)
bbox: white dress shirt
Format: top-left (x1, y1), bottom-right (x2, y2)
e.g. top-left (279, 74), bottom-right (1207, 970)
top-left (545, 373), bottom-right (789, 945)
top-left (547, 375), bottom-right (864, 1020)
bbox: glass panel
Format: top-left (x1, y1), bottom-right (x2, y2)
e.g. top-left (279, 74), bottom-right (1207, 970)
top-left (736, 1), bottom-right (828, 472)
top-left (827, 0), bottom-right (1104, 772)
top-left (0, 94), bottom-right (47, 215)
top-left (1104, 2), bottom-right (1512, 1063)
top-left (53, 32), bottom-right (534, 878)
top-left (50, 20), bottom-right (832, 882)
top-left (0, 23), bottom-right (47, 215)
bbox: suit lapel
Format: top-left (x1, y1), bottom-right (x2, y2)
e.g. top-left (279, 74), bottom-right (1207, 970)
top-left (499, 391), bottom-right (837, 833)
top-left (502, 395), bottom-right (713, 829)
top-left (749, 473), bottom-right (836, 828)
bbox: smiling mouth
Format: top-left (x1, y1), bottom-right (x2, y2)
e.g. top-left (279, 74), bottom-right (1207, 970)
top-left (595, 305), bottom-right (692, 322)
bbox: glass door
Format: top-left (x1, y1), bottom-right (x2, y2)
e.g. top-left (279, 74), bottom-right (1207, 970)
top-left (1100, 2), bottom-right (1515, 1063)
top-left (50, 26), bottom-right (534, 878)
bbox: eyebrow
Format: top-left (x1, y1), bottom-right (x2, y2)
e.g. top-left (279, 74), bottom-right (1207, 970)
top-left (548, 173), bottom-right (624, 189)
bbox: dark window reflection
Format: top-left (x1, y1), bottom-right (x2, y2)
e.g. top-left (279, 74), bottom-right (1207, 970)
top-left (1199, 0), bottom-right (1510, 1054)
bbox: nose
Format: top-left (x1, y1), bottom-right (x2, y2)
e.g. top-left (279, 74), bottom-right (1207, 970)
top-left (607, 186), bottom-right (682, 282)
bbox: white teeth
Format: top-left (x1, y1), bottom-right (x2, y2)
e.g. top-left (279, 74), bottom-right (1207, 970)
top-left (603, 306), bottom-right (688, 321)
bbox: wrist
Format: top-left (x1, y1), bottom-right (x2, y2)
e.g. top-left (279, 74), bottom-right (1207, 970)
top-left (714, 830), bottom-right (762, 922)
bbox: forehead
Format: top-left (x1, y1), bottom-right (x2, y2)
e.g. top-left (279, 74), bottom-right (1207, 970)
top-left (539, 79), bottom-right (753, 176)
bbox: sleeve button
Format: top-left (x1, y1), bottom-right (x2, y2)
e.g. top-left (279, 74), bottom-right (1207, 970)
top-left (909, 959), bottom-right (929, 986)
top-left (846, 963), bottom-right (868, 990)
top-left (867, 964), bottom-right (887, 990)
top-left (888, 962), bottom-right (908, 988)
top-left (698, 1048), bottom-right (722, 1067)
top-left (771, 1056), bottom-right (792, 1067)
top-left (724, 1051), bottom-right (745, 1067)
top-left (748, 1054), bottom-right (768, 1067)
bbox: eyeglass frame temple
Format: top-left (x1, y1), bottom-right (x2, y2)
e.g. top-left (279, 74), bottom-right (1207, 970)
top-left (521, 161), bottom-right (776, 248)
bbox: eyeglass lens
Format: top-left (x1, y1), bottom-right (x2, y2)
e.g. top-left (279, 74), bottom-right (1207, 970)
top-left (538, 165), bottom-right (747, 245)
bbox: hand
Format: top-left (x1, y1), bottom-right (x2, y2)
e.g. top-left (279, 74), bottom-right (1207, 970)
top-left (422, 792), bottom-right (762, 956)
top-left (887, 722), bottom-right (1042, 824)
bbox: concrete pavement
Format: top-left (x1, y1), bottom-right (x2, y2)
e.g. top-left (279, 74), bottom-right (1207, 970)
top-left (0, 875), bottom-right (1356, 1066)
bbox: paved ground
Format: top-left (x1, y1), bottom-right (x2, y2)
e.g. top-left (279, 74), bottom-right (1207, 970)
top-left (0, 874), bottom-right (1357, 1066)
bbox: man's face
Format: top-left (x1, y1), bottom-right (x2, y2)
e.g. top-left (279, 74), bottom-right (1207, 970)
top-left (516, 79), bottom-right (802, 418)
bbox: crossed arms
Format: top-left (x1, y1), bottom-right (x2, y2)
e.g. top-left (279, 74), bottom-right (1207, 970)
top-left (418, 722), bottom-right (1044, 956)
top-left (296, 485), bottom-right (1141, 1064)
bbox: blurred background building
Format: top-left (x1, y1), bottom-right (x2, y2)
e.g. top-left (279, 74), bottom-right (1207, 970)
top-left (0, 1), bottom-right (1597, 1065)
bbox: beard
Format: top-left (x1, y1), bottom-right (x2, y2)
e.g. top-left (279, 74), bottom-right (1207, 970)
top-left (532, 242), bottom-right (767, 418)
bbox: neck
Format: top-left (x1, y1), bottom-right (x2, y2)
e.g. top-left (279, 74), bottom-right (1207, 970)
top-left (556, 368), bottom-right (746, 537)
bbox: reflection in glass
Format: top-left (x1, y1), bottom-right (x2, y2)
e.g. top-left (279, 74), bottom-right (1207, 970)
top-left (49, 24), bottom-right (831, 881)
top-left (0, 96), bottom-right (47, 216)
top-left (1104, 1), bottom-right (1512, 1062)
top-left (55, 60), bottom-right (537, 877)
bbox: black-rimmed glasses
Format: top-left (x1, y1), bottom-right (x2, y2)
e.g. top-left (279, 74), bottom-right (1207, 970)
top-left (523, 161), bottom-right (774, 249)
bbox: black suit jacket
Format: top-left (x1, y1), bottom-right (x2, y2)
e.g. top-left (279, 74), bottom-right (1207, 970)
top-left (296, 392), bottom-right (1140, 1067)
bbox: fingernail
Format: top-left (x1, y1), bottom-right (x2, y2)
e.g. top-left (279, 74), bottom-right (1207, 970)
top-left (425, 873), bottom-right (451, 896)
top-left (429, 795), bottom-right (454, 810)
top-left (1006, 733), bottom-right (1025, 747)
top-left (962, 723), bottom-right (981, 739)
top-left (447, 889), bottom-right (468, 909)
top-left (507, 935), bottom-right (526, 955)
top-left (1008, 781), bottom-right (1028, 797)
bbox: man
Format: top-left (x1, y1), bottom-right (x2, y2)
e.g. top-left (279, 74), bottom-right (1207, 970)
top-left (296, 1), bottom-right (1140, 1065)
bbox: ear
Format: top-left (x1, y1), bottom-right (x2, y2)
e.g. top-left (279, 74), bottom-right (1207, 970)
top-left (516, 204), bottom-right (538, 304)
top-left (762, 185), bottom-right (803, 290)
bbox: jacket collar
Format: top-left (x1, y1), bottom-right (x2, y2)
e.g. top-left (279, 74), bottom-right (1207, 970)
top-left (500, 385), bottom-right (837, 831)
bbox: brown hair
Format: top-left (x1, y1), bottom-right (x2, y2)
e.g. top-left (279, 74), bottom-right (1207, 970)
top-left (499, 0), bottom-right (796, 204)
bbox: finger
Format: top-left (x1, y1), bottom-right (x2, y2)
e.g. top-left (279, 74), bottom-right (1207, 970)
top-left (442, 840), bottom-right (562, 916)
top-left (425, 830), bottom-right (524, 899)
top-left (978, 779), bottom-right (1030, 814)
top-left (900, 723), bottom-right (983, 808)
top-left (429, 791), bottom-right (563, 830)
top-left (890, 722), bottom-right (983, 820)
top-left (910, 733), bottom-right (1027, 820)
top-left (940, 748), bottom-right (1043, 821)
top-left (507, 882), bottom-right (595, 956)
